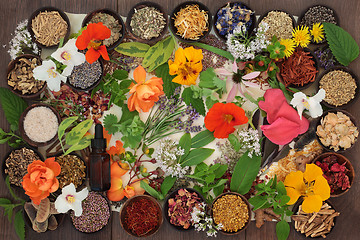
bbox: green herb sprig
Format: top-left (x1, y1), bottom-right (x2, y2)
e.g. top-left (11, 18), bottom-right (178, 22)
top-left (140, 176), bottom-right (176, 200)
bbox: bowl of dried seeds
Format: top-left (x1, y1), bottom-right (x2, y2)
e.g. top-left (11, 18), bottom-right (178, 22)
top-left (317, 66), bottom-right (359, 108)
top-left (28, 6), bottom-right (70, 48)
top-left (7, 54), bottom-right (46, 98)
top-left (291, 200), bottom-right (339, 238)
top-left (82, 8), bottom-right (125, 50)
top-left (258, 10), bottom-right (296, 41)
top-left (170, 1), bottom-right (212, 43)
top-left (126, 1), bottom-right (168, 44)
top-left (211, 192), bottom-right (250, 235)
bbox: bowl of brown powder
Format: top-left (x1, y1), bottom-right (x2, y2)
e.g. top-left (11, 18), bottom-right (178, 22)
top-left (28, 6), bottom-right (70, 48)
top-left (19, 103), bottom-right (61, 147)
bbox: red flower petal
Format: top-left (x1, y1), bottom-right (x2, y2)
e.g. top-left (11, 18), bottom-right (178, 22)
top-left (97, 45), bottom-right (110, 61)
top-left (258, 89), bottom-right (287, 124)
top-left (261, 117), bottom-right (301, 145)
top-left (75, 30), bottom-right (90, 50)
top-left (85, 48), bottom-right (101, 64)
top-left (86, 22), bottom-right (111, 41)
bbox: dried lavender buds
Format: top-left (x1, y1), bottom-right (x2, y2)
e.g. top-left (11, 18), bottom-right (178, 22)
top-left (23, 106), bottom-right (59, 143)
top-left (68, 60), bottom-right (102, 89)
top-left (55, 154), bottom-right (86, 189)
top-left (31, 11), bottom-right (68, 46)
top-left (8, 57), bottom-right (45, 95)
top-left (319, 70), bottom-right (357, 107)
top-left (88, 12), bottom-right (122, 47)
top-left (212, 194), bottom-right (249, 233)
top-left (130, 6), bottom-right (166, 40)
top-left (260, 11), bottom-right (293, 40)
top-left (292, 202), bottom-right (339, 238)
top-left (5, 147), bottom-right (41, 186)
top-left (70, 192), bottom-right (110, 233)
top-left (173, 4), bottom-right (209, 40)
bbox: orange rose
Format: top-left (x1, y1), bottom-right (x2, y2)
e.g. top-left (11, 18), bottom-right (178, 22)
top-left (128, 66), bottom-right (164, 112)
top-left (22, 157), bottom-right (61, 205)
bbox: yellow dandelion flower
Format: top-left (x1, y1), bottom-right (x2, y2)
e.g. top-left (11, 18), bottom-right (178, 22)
top-left (279, 38), bottom-right (296, 57)
top-left (310, 23), bottom-right (325, 43)
top-left (292, 25), bottom-right (311, 48)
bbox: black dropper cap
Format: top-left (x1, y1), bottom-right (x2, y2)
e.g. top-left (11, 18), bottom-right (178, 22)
top-left (91, 124), bottom-right (106, 149)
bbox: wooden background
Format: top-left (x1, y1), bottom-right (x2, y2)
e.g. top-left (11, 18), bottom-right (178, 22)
top-left (1, 0), bottom-right (360, 239)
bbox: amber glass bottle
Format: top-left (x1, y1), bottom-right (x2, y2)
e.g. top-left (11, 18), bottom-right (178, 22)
top-left (89, 124), bottom-right (110, 191)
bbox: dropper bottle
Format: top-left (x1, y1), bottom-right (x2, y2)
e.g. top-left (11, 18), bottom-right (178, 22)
top-left (89, 124), bottom-right (110, 191)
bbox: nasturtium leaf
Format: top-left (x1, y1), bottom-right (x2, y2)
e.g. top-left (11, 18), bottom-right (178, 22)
top-left (191, 130), bottom-right (215, 148)
top-left (323, 22), bottom-right (360, 66)
top-left (0, 87), bottom-right (27, 129)
top-left (115, 42), bottom-right (150, 57)
top-left (181, 148), bottom-right (214, 166)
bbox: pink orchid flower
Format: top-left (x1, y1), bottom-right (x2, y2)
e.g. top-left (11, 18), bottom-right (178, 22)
top-left (259, 89), bottom-right (309, 145)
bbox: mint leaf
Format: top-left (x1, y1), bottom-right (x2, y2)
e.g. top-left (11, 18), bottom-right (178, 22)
top-left (323, 22), bottom-right (360, 66)
top-left (182, 87), bottom-right (205, 116)
top-left (276, 220), bottom-right (290, 240)
top-left (14, 210), bottom-right (25, 240)
top-left (155, 63), bottom-right (180, 98)
top-left (0, 88), bottom-right (27, 129)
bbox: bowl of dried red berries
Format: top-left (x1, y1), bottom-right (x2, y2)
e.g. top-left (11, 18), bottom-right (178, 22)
top-left (312, 152), bottom-right (354, 197)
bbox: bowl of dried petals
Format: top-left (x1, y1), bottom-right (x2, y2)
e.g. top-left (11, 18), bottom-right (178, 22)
top-left (210, 192), bottom-right (250, 235)
top-left (291, 200), bottom-right (339, 238)
top-left (315, 109), bottom-right (359, 153)
top-left (312, 152), bottom-right (355, 197)
top-left (126, 1), bottom-right (168, 44)
top-left (7, 54), bottom-right (46, 98)
top-left (28, 6), bottom-right (70, 48)
top-left (169, 1), bottom-right (212, 43)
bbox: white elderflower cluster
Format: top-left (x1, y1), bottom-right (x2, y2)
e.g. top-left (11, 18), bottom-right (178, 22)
top-left (153, 138), bottom-right (189, 178)
top-left (226, 23), bottom-right (270, 61)
top-left (7, 19), bottom-right (40, 60)
top-left (191, 203), bottom-right (223, 237)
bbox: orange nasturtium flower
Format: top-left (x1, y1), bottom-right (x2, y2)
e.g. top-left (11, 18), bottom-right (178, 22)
top-left (128, 65), bottom-right (164, 112)
top-left (204, 102), bottom-right (248, 138)
top-left (22, 158), bottom-right (61, 205)
top-left (284, 164), bottom-right (330, 213)
top-left (75, 22), bottom-right (111, 64)
top-left (168, 46), bottom-right (203, 85)
top-left (107, 140), bottom-right (125, 157)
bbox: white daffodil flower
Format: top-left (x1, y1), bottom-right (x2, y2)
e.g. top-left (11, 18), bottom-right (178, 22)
top-left (290, 89), bottom-right (326, 119)
top-left (54, 183), bottom-right (89, 217)
top-left (33, 60), bottom-right (67, 92)
top-left (51, 39), bottom-right (85, 76)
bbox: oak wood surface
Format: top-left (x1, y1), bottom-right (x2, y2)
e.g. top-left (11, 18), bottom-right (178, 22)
top-left (0, 0), bottom-right (359, 239)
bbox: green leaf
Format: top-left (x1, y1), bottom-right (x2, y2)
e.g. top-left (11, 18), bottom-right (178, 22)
top-left (0, 88), bottom-right (27, 129)
top-left (115, 42), bottom-right (150, 57)
top-left (199, 68), bottom-right (217, 89)
top-left (120, 104), bottom-right (138, 123)
top-left (194, 162), bottom-right (208, 173)
top-left (211, 178), bottom-right (228, 189)
top-left (155, 63), bottom-right (180, 98)
top-left (140, 181), bottom-right (163, 200)
top-left (276, 181), bottom-right (287, 196)
top-left (248, 195), bottom-right (268, 210)
top-left (5, 176), bottom-right (22, 202)
top-left (179, 133), bottom-right (191, 158)
top-left (65, 119), bottom-right (93, 146)
top-left (103, 114), bottom-right (120, 135)
top-left (0, 198), bottom-right (11, 206)
top-left (112, 69), bottom-right (128, 80)
top-left (205, 174), bottom-right (215, 184)
top-left (143, 36), bottom-right (175, 71)
top-left (276, 220), bottom-right (290, 240)
top-left (214, 164), bottom-right (228, 178)
top-left (189, 42), bottom-right (234, 61)
top-left (58, 116), bottom-right (78, 142)
top-left (323, 22), bottom-right (359, 66)
top-left (121, 134), bottom-right (142, 149)
top-left (14, 210), bottom-right (25, 240)
top-left (181, 148), bottom-right (214, 166)
top-left (182, 87), bottom-right (205, 116)
top-left (64, 135), bottom-right (92, 155)
top-left (160, 176), bottom-right (176, 196)
top-left (228, 134), bottom-right (241, 151)
top-left (191, 130), bottom-right (215, 148)
top-left (230, 152), bottom-right (262, 195)
top-left (213, 185), bottom-right (224, 197)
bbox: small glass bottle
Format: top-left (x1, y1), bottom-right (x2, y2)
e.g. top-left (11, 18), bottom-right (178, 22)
top-left (89, 124), bottom-right (110, 191)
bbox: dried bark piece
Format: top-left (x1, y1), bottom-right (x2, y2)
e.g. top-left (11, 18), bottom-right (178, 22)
top-left (47, 215), bottom-right (58, 231)
top-left (36, 198), bottom-right (50, 223)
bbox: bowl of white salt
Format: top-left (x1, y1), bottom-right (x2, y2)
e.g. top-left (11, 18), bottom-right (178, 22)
top-left (19, 103), bottom-right (61, 147)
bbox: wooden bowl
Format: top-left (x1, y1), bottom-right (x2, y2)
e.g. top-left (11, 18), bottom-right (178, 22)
top-left (315, 109), bottom-right (358, 153)
top-left (291, 199), bottom-right (338, 239)
top-left (169, 1), bottom-right (212, 43)
top-left (126, 1), bottom-right (168, 44)
top-left (163, 188), bottom-right (205, 231)
top-left (19, 103), bottom-right (61, 147)
top-left (120, 194), bottom-right (163, 237)
top-left (317, 66), bottom-right (359, 108)
top-left (257, 9), bottom-right (296, 38)
top-left (82, 8), bottom-right (125, 50)
top-left (211, 192), bottom-right (251, 235)
top-left (7, 54), bottom-right (46, 99)
top-left (28, 6), bottom-right (70, 49)
top-left (213, 2), bottom-right (256, 41)
top-left (312, 152), bottom-right (355, 197)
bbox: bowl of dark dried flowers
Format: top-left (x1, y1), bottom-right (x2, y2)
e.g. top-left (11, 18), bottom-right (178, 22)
top-left (291, 200), bottom-right (339, 238)
top-left (82, 8), bottom-right (125, 50)
top-left (7, 54), bottom-right (46, 98)
top-left (164, 188), bottom-right (205, 231)
top-left (312, 152), bottom-right (354, 197)
top-left (126, 1), bottom-right (168, 44)
top-left (120, 194), bottom-right (163, 237)
top-left (211, 192), bottom-right (250, 235)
